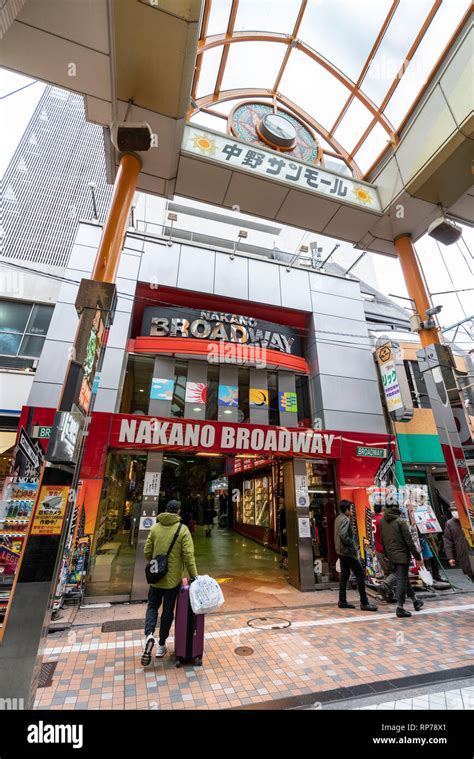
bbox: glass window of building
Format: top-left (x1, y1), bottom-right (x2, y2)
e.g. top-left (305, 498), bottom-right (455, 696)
top-left (404, 360), bottom-right (431, 409)
top-left (238, 367), bottom-right (250, 423)
top-left (206, 364), bottom-right (219, 420)
top-left (119, 355), bottom-right (153, 415)
top-left (0, 299), bottom-right (53, 365)
top-left (296, 375), bottom-right (311, 427)
top-left (267, 371), bottom-right (279, 426)
top-left (171, 361), bottom-right (188, 418)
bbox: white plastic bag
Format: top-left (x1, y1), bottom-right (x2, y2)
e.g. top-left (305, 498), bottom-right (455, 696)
top-left (189, 574), bottom-right (224, 614)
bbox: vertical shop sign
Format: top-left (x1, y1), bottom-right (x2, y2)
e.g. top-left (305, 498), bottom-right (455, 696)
top-left (375, 339), bottom-right (413, 421)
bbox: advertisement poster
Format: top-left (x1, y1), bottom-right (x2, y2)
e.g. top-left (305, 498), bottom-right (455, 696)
top-left (31, 485), bottom-right (69, 536)
top-left (143, 471), bottom-right (161, 497)
top-left (218, 385), bottom-right (238, 407)
top-left (150, 378), bottom-right (174, 401)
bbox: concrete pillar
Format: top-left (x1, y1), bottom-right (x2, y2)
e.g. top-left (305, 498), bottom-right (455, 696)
top-left (283, 458), bottom-right (315, 591)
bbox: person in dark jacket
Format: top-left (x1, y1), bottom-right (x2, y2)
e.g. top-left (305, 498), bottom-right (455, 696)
top-left (444, 503), bottom-right (474, 581)
top-left (203, 495), bottom-right (215, 538)
top-left (334, 500), bottom-right (377, 612)
top-left (372, 503), bottom-right (396, 601)
top-left (379, 505), bottom-right (423, 618)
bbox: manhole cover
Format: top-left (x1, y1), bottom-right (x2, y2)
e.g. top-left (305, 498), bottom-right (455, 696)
top-left (38, 661), bottom-right (57, 688)
top-left (234, 646), bottom-right (254, 656)
top-left (247, 616), bottom-right (291, 630)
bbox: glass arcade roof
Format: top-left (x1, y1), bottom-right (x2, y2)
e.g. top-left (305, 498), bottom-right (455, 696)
top-left (189, 0), bottom-right (471, 178)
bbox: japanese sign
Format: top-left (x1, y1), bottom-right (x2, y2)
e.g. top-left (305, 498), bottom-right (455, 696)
top-left (182, 126), bottom-right (382, 213)
top-left (31, 485), bottom-right (69, 536)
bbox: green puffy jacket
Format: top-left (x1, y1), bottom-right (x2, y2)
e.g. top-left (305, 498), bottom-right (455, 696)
top-left (380, 506), bottom-right (421, 565)
top-left (144, 513), bottom-right (198, 589)
top-left (334, 513), bottom-right (358, 558)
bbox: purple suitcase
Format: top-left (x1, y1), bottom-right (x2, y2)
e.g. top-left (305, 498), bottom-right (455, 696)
top-left (173, 583), bottom-right (205, 667)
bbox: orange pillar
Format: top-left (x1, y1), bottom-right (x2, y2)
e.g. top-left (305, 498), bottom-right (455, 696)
top-left (92, 152), bottom-right (141, 283)
top-left (394, 234), bottom-right (439, 347)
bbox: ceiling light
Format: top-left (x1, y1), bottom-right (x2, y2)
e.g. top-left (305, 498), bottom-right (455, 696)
top-left (193, 407), bottom-right (203, 412)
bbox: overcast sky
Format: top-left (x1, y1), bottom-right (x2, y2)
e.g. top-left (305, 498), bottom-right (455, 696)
top-left (1, 69), bottom-right (472, 348)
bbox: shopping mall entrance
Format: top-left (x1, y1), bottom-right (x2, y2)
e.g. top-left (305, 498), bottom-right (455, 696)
top-left (84, 449), bottom-right (340, 607)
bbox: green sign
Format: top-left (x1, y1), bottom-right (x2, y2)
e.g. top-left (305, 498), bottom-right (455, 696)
top-left (33, 426), bottom-right (52, 439)
top-left (356, 446), bottom-right (387, 458)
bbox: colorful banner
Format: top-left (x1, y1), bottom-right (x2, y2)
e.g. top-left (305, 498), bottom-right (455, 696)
top-left (150, 378), bottom-right (174, 401)
top-left (218, 385), bottom-right (238, 407)
top-left (185, 382), bottom-right (207, 404)
top-left (279, 391), bottom-right (297, 413)
top-left (30, 485), bottom-right (69, 536)
top-left (249, 388), bottom-right (269, 408)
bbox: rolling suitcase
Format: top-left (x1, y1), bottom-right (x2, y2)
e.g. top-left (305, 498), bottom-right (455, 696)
top-left (174, 583), bottom-right (205, 668)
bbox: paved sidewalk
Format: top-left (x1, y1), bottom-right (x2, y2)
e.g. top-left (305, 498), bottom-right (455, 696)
top-left (34, 594), bottom-right (474, 711)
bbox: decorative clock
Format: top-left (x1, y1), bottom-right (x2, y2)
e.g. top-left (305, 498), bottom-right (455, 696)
top-left (229, 102), bottom-right (321, 164)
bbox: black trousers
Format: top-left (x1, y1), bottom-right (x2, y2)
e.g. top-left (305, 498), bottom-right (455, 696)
top-left (394, 563), bottom-right (416, 608)
top-left (144, 585), bottom-right (180, 644)
top-left (338, 555), bottom-right (369, 605)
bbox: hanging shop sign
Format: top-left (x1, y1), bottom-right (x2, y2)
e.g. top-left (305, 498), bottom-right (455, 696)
top-left (112, 414), bottom-right (341, 459)
top-left (46, 410), bottom-right (84, 465)
top-left (375, 339), bottom-right (413, 422)
top-left (30, 485), bottom-right (70, 536)
top-left (182, 125), bottom-right (382, 213)
top-left (142, 306), bottom-right (301, 356)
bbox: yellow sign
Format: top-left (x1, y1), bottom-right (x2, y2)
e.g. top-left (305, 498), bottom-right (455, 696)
top-left (249, 388), bottom-right (269, 408)
top-left (376, 343), bottom-right (392, 365)
top-left (31, 485), bottom-right (69, 536)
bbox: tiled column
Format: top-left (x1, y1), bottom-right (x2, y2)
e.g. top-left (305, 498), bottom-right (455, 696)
top-left (283, 458), bottom-right (315, 591)
top-left (130, 356), bottom-right (175, 601)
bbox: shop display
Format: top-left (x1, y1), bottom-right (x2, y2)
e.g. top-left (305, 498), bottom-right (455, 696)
top-left (0, 481), bottom-right (38, 626)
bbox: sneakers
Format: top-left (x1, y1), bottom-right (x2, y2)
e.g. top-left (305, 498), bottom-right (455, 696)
top-left (360, 602), bottom-right (378, 612)
top-left (155, 643), bottom-right (168, 658)
top-left (396, 607), bottom-right (412, 618)
top-left (413, 599), bottom-right (424, 612)
top-left (338, 601), bottom-right (356, 609)
top-left (141, 634), bottom-right (155, 666)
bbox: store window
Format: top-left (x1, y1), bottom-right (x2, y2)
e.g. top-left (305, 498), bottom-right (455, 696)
top-left (86, 451), bottom-right (147, 599)
top-left (237, 473), bottom-right (272, 528)
top-left (404, 360), bottom-right (431, 409)
top-left (206, 364), bottom-right (219, 420)
top-left (119, 355), bottom-right (153, 415)
top-left (171, 361), bottom-right (188, 418)
top-left (296, 375), bottom-right (311, 427)
top-left (0, 300), bottom-right (53, 366)
top-left (238, 368), bottom-right (250, 423)
top-left (267, 371), bottom-right (279, 426)
top-left (307, 460), bottom-right (338, 582)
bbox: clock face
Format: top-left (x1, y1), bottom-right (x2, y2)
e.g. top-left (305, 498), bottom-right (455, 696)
top-left (260, 113), bottom-right (297, 148)
top-left (230, 102), bottom-right (320, 163)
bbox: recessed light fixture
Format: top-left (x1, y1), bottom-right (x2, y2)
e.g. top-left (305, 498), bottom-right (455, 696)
top-left (193, 407), bottom-right (203, 412)
top-left (223, 410), bottom-right (233, 414)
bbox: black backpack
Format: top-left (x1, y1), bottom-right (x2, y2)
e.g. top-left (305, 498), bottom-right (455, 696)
top-left (145, 523), bottom-right (182, 584)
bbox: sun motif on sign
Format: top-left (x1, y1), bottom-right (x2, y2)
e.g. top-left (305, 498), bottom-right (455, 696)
top-left (190, 133), bottom-right (217, 155)
top-left (352, 186), bottom-right (373, 205)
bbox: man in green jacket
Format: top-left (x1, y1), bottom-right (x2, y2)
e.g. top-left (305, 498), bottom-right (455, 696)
top-left (141, 499), bottom-right (198, 665)
top-left (379, 505), bottom-right (423, 618)
top-left (334, 500), bottom-right (377, 612)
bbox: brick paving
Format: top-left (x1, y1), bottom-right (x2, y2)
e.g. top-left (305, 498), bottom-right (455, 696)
top-left (34, 594), bottom-right (474, 710)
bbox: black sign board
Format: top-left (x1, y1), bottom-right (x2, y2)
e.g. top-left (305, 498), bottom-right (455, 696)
top-left (141, 306), bottom-right (302, 355)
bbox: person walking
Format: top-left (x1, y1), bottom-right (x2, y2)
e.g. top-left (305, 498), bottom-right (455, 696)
top-left (372, 502), bottom-right (396, 601)
top-left (203, 494), bottom-right (215, 538)
top-left (379, 504), bottom-right (423, 618)
top-left (141, 499), bottom-right (198, 665)
top-left (444, 503), bottom-right (474, 582)
top-left (334, 500), bottom-right (377, 612)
